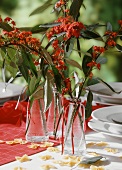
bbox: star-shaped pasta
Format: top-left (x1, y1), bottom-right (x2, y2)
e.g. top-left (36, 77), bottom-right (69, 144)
top-left (27, 143), bottom-right (40, 149)
top-left (40, 164), bottom-right (57, 170)
top-left (13, 167), bottom-right (26, 170)
top-left (15, 154), bottom-right (31, 162)
top-left (39, 155), bottom-right (53, 161)
top-left (40, 142), bottom-right (54, 147)
top-left (104, 147), bottom-right (118, 153)
top-left (46, 147), bottom-right (60, 152)
top-left (90, 165), bottom-right (105, 170)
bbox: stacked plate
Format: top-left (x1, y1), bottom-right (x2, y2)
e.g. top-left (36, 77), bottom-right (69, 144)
top-left (88, 105), bottom-right (122, 138)
top-left (87, 82), bottom-right (122, 138)
top-left (0, 82), bottom-right (27, 106)
top-left (86, 82), bottom-right (122, 105)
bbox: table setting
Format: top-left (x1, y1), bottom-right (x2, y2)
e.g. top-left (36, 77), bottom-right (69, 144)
top-left (0, 82), bottom-right (122, 170)
top-left (0, 0), bottom-right (122, 169)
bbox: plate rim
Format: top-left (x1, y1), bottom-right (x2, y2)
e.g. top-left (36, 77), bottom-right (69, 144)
top-left (0, 82), bottom-right (25, 99)
top-left (86, 82), bottom-right (122, 101)
top-left (92, 105), bottom-right (122, 124)
top-left (88, 119), bottom-right (122, 138)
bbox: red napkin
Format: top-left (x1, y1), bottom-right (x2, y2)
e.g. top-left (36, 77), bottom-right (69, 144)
top-left (0, 101), bottom-right (27, 126)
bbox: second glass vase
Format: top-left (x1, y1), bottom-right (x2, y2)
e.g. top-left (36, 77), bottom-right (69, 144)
top-left (63, 99), bottom-right (86, 156)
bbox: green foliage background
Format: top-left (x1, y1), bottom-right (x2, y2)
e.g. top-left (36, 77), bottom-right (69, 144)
top-left (0, 0), bottom-right (122, 84)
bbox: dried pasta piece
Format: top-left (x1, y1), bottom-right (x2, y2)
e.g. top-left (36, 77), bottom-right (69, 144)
top-left (40, 155), bottom-right (53, 161)
top-left (63, 155), bottom-right (77, 160)
top-left (66, 160), bottom-right (79, 167)
top-left (6, 141), bottom-right (16, 145)
top-left (88, 152), bottom-right (100, 156)
top-left (40, 164), bottom-right (57, 170)
top-left (13, 167), bottom-right (26, 170)
top-left (20, 140), bottom-right (28, 145)
top-left (63, 155), bottom-right (81, 162)
top-left (104, 147), bottom-right (118, 153)
top-left (86, 142), bottom-right (96, 147)
top-left (46, 147), bottom-right (60, 152)
top-left (78, 163), bottom-right (90, 168)
top-left (14, 138), bottom-right (23, 143)
top-left (15, 154), bottom-right (31, 162)
top-left (0, 140), bottom-right (4, 144)
top-left (53, 160), bottom-right (68, 166)
top-left (95, 141), bottom-right (108, 147)
top-left (27, 143), bottom-right (40, 149)
top-left (40, 142), bottom-right (54, 147)
top-left (90, 165), bottom-right (105, 170)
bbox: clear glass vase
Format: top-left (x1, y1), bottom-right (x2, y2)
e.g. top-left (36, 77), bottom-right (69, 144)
top-left (26, 99), bottom-right (49, 142)
top-left (63, 99), bottom-right (86, 156)
top-left (47, 88), bottom-right (62, 139)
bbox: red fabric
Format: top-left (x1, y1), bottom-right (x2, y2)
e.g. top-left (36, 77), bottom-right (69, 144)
top-left (0, 101), bottom-right (27, 126)
top-left (0, 122), bottom-right (60, 166)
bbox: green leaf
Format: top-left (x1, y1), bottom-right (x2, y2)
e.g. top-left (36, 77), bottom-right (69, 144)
top-left (82, 47), bottom-right (92, 76)
top-left (44, 74), bottom-right (53, 112)
top-left (29, 76), bottom-right (37, 95)
top-left (41, 47), bottom-right (53, 64)
top-left (65, 58), bottom-right (82, 70)
top-left (77, 38), bottom-right (81, 57)
top-left (96, 56), bottom-right (107, 64)
top-left (29, 0), bottom-right (53, 16)
top-left (39, 22), bottom-right (61, 28)
top-left (97, 78), bottom-right (122, 94)
top-left (0, 22), bottom-right (13, 31)
top-left (85, 90), bottom-right (93, 119)
top-left (81, 156), bottom-right (103, 164)
top-left (51, 65), bottom-right (61, 93)
top-left (107, 22), bottom-right (112, 31)
top-left (86, 23), bottom-right (106, 31)
top-left (18, 65), bottom-right (29, 82)
top-left (81, 30), bottom-right (101, 40)
top-left (69, 0), bottom-right (84, 19)
top-left (112, 118), bottom-right (122, 125)
top-left (19, 26), bottom-right (48, 34)
top-left (116, 44), bottom-right (122, 52)
top-left (65, 38), bottom-right (75, 57)
top-left (32, 86), bottom-right (44, 100)
top-left (21, 50), bottom-right (37, 77)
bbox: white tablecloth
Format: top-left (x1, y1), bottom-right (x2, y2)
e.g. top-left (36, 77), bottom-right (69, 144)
top-left (0, 130), bottom-right (122, 170)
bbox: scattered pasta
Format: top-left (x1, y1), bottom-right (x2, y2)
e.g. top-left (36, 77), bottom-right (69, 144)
top-left (15, 154), bottom-right (31, 162)
top-left (90, 165), bottom-right (105, 170)
top-left (104, 147), bottom-right (118, 154)
top-left (46, 147), bottom-right (60, 152)
top-left (40, 155), bottom-right (53, 161)
top-left (95, 142), bottom-right (108, 147)
top-left (6, 138), bottom-right (28, 145)
top-left (27, 143), bottom-right (40, 149)
top-left (86, 142), bottom-right (96, 147)
top-left (88, 152), bottom-right (100, 156)
top-left (13, 167), bottom-right (26, 170)
top-left (40, 164), bottom-right (57, 170)
top-left (40, 142), bottom-right (54, 148)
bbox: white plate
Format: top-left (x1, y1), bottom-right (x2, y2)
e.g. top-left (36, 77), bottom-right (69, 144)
top-left (88, 119), bottom-right (122, 138)
top-left (86, 82), bottom-right (122, 104)
top-left (93, 95), bottom-right (119, 106)
top-left (0, 82), bottom-right (26, 105)
top-left (92, 105), bottom-right (122, 134)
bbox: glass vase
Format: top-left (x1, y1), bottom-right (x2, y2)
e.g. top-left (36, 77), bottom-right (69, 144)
top-left (26, 99), bottom-right (49, 142)
top-left (47, 88), bottom-right (62, 139)
top-left (63, 99), bottom-right (86, 156)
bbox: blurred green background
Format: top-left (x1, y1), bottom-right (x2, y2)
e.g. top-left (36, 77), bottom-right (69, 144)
top-left (0, 0), bottom-right (122, 85)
